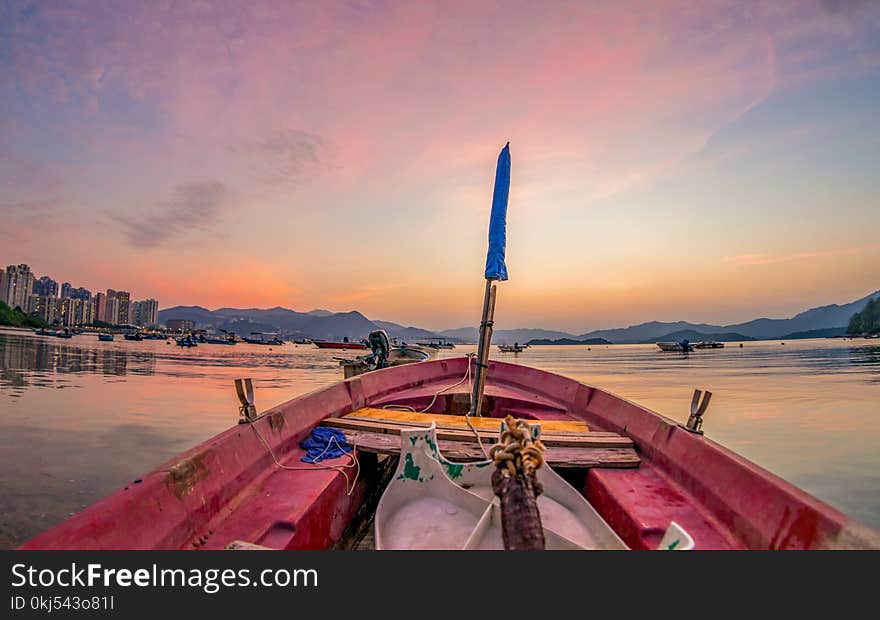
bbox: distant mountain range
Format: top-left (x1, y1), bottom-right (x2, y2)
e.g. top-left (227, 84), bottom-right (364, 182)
top-left (571, 289), bottom-right (879, 343)
top-left (157, 288), bottom-right (879, 344)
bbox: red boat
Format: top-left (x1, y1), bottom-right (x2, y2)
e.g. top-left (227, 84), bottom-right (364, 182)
top-left (20, 357), bottom-right (880, 550)
top-left (312, 339), bottom-right (368, 350)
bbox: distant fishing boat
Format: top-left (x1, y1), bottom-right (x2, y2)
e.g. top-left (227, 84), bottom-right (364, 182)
top-left (98, 333), bottom-right (114, 342)
top-left (123, 332), bottom-right (143, 341)
top-left (292, 338), bottom-right (312, 345)
top-left (657, 341), bottom-right (694, 352)
top-left (202, 336), bottom-right (235, 344)
top-left (201, 330), bottom-right (236, 345)
top-left (243, 332), bottom-right (285, 345)
top-left (416, 338), bottom-right (456, 349)
top-left (694, 341), bottom-right (724, 349)
top-left (337, 331), bottom-right (439, 378)
top-left (498, 343), bottom-right (527, 353)
top-left (312, 338), bottom-right (368, 350)
top-left (176, 336), bottom-right (197, 347)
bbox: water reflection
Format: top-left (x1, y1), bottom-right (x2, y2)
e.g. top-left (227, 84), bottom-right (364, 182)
top-left (0, 333), bottom-right (155, 395)
top-left (850, 345), bottom-right (880, 380)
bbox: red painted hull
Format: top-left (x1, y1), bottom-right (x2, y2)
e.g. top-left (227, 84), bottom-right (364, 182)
top-left (20, 358), bottom-right (880, 550)
top-left (312, 340), bottom-right (368, 349)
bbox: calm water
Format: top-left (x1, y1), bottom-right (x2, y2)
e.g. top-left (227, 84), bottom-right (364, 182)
top-left (1, 327), bottom-right (878, 547)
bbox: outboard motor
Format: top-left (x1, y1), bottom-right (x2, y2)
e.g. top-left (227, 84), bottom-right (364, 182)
top-left (367, 329), bottom-right (391, 369)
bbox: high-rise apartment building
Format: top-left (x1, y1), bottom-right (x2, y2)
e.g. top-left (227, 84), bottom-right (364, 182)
top-left (33, 276), bottom-right (59, 298)
top-left (2, 264), bottom-right (35, 310)
top-left (105, 296), bottom-right (120, 326)
top-left (95, 292), bottom-right (107, 322)
top-left (132, 299), bottom-right (159, 326)
top-left (115, 291), bottom-right (132, 325)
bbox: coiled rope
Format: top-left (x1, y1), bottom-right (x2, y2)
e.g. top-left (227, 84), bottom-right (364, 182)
top-left (489, 415), bottom-right (546, 478)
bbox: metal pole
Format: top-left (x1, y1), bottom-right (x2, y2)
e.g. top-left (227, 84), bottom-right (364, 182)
top-left (470, 279), bottom-right (497, 417)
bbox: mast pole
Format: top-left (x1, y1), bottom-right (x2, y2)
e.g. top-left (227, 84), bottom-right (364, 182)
top-left (470, 278), bottom-right (497, 417)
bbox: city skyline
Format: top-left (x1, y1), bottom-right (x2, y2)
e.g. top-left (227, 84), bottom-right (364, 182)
top-left (0, 261), bottom-right (158, 327)
top-left (2, 2), bottom-right (879, 332)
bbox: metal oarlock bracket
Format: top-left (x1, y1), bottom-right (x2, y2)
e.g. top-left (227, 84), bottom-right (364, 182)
top-left (681, 389), bottom-right (712, 434)
top-left (235, 378), bottom-right (257, 423)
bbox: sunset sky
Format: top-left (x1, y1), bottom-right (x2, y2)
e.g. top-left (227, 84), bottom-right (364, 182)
top-left (1, 1), bottom-right (878, 332)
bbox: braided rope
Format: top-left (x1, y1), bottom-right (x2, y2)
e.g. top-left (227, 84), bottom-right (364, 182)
top-left (489, 415), bottom-right (546, 478)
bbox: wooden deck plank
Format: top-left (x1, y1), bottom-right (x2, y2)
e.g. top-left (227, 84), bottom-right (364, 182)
top-left (344, 415), bottom-right (619, 437)
top-left (346, 407), bottom-right (590, 433)
top-left (341, 429), bottom-right (640, 469)
top-left (323, 417), bottom-right (633, 448)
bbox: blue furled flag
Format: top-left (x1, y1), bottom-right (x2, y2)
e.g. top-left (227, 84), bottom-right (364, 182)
top-left (484, 142), bottom-right (511, 281)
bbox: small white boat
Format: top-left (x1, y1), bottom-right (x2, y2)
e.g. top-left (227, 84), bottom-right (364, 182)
top-left (657, 342), bottom-right (694, 352)
top-left (375, 422), bottom-right (637, 550)
top-left (694, 341), bottom-right (724, 349)
top-left (498, 343), bottom-right (528, 353)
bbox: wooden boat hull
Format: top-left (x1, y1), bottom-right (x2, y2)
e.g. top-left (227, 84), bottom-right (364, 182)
top-left (20, 358), bottom-right (880, 550)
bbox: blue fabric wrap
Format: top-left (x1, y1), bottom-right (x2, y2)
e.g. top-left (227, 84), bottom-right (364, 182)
top-left (299, 427), bottom-right (351, 463)
top-left (484, 142), bottom-right (511, 281)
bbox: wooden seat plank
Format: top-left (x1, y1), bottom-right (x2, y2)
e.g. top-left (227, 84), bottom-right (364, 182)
top-left (340, 429), bottom-right (640, 469)
top-left (346, 407), bottom-right (590, 433)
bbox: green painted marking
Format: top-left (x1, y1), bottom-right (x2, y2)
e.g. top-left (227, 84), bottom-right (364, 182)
top-left (400, 453), bottom-right (422, 481)
top-left (445, 463), bottom-right (464, 480)
top-left (410, 436), bottom-right (418, 446)
top-left (667, 539), bottom-right (680, 550)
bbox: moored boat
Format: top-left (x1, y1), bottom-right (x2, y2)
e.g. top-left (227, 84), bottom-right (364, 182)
top-left (201, 331), bottom-right (236, 345)
top-left (657, 341), bottom-right (694, 352)
top-left (19, 357), bottom-right (880, 550)
top-left (243, 332), bottom-right (285, 345)
top-left (498, 343), bottom-right (527, 353)
top-left (123, 332), bottom-right (143, 341)
top-left (337, 331), bottom-right (439, 378)
top-left (98, 333), bottom-right (114, 342)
